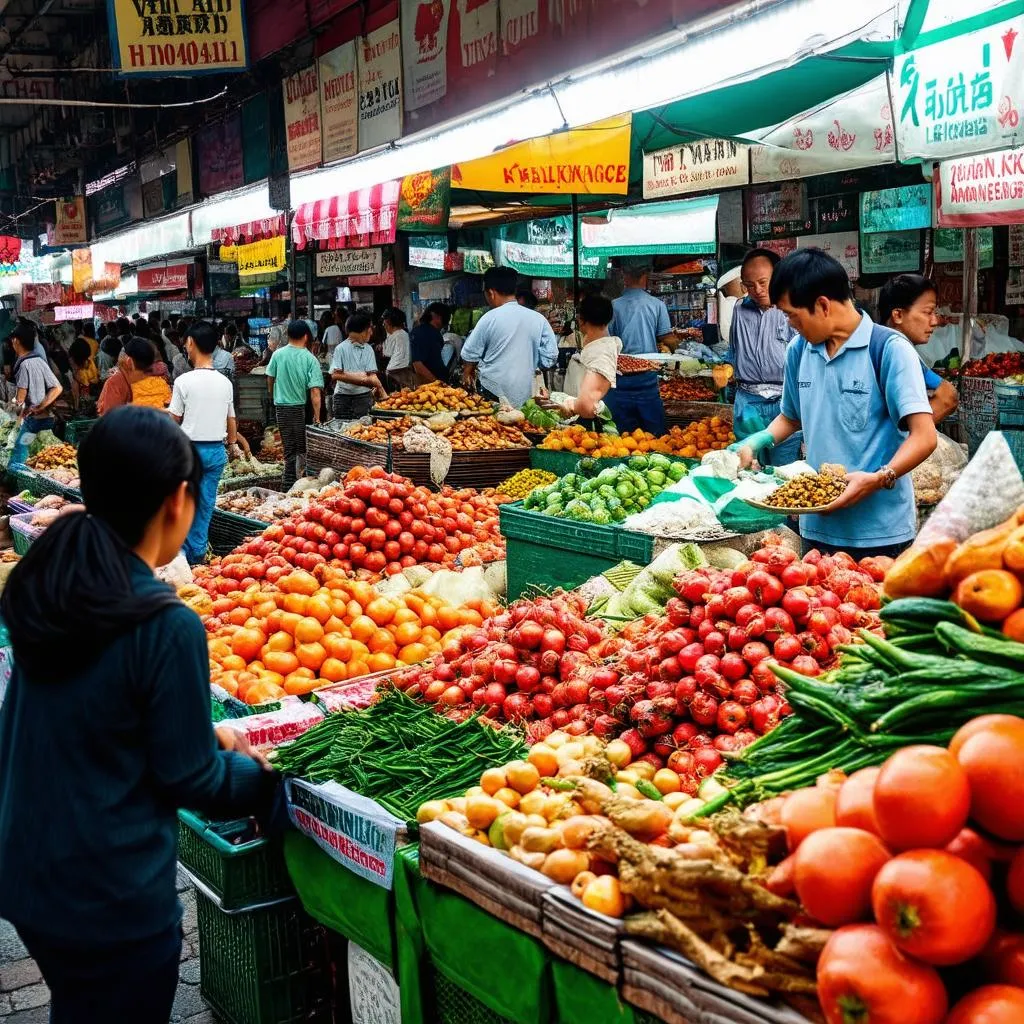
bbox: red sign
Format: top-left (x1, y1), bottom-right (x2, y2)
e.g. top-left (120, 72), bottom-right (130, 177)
top-left (21, 282), bottom-right (66, 311)
top-left (138, 264), bottom-right (190, 292)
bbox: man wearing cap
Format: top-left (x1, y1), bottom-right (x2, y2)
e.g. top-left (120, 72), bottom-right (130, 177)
top-left (607, 261), bottom-right (674, 434)
top-left (716, 266), bottom-right (745, 352)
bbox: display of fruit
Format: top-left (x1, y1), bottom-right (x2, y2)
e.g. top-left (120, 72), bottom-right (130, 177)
top-left (259, 427), bottom-right (285, 462)
top-left (375, 384), bottom-right (493, 414)
top-left (761, 468), bottom-right (848, 510)
top-left (617, 354), bottom-right (660, 374)
top-left (659, 377), bottom-right (718, 402)
top-left (217, 489), bottom-right (313, 523)
top-left (27, 443), bottom-right (77, 471)
top-left (346, 419), bottom-right (416, 445)
top-left (663, 417), bottom-right (735, 459)
top-left (540, 422), bottom-right (732, 459)
top-left (496, 469), bottom-right (557, 501)
top-left (433, 417), bottom-right (531, 450)
top-left (962, 352), bottom-right (1024, 379)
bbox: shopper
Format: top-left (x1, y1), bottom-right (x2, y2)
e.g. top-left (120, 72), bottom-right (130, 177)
top-left (734, 248), bottom-right (937, 559)
top-left (9, 326), bottom-right (62, 466)
top-left (0, 407), bottom-right (276, 1024)
top-left (726, 248), bottom-right (802, 465)
top-left (97, 337), bottom-right (171, 415)
top-left (329, 312), bottom-right (384, 420)
top-left (321, 307), bottom-right (345, 362)
top-left (97, 335), bottom-right (122, 377)
top-left (381, 308), bottom-right (415, 389)
top-left (879, 274), bottom-right (959, 424)
top-left (461, 267), bottom-right (558, 408)
top-left (268, 320), bottom-right (324, 488)
top-left (68, 337), bottom-right (99, 408)
top-left (410, 303), bottom-right (450, 384)
top-left (553, 294), bottom-right (621, 420)
top-left (210, 325), bottom-right (235, 378)
top-left (607, 261), bottom-right (673, 434)
top-left (169, 322), bottom-right (247, 563)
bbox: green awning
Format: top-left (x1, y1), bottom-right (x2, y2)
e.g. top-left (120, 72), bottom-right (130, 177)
top-left (580, 196), bottom-right (718, 257)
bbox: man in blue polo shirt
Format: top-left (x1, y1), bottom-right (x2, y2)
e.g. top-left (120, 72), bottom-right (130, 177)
top-left (734, 249), bottom-right (937, 559)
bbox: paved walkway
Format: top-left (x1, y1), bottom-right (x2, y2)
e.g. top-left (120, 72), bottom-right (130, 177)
top-left (0, 871), bottom-right (214, 1023)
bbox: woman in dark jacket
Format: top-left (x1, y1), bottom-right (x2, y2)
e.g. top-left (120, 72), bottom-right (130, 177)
top-left (0, 406), bottom-right (277, 1023)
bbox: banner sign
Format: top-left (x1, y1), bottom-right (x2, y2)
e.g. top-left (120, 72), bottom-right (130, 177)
top-left (106, 0), bottom-right (248, 75)
top-left (315, 248), bottom-right (383, 277)
top-left (21, 283), bottom-right (65, 311)
top-left (936, 148), bottom-right (1024, 227)
top-left (349, 268), bottom-right (395, 287)
top-left (54, 197), bottom-right (86, 246)
top-left (408, 235), bottom-right (447, 269)
top-left (72, 249), bottom-right (92, 295)
top-left (893, 14), bottom-right (1024, 161)
top-left (138, 264), bottom-right (190, 292)
top-left (358, 20), bottom-right (403, 152)
top-left (860, 184), bottom-right (932, 234)
top-left (284, 65), bottom-right (322, 172)
top-left (318, 42), bottom-right (358, 164)
top-left (402, 0), bottom-right (452, 111)
top-left (91, 262), bottom-right (121, 294)
top-left (1011, 224), bottom-right (1024, 266)
top-left (286, 778), bottom-right (404, 889)
top-left (55, 303), bottom-right (94, 322)
top-left (860, 230), bottom-right (922, 274)
top-left (746, 183), bottom-right (813, 241)
top-left (235, 236), bottom-right (287, 277)
top-left (493, 216), bottom-right (605, 279)
top-left (453, 113), bottom-right (631, 195)
top-left (811, 194), bottom-right (859, 234)
top-left (751, 76), bottom-right (897, 183)
top-left (643, 139), bottom-right (748, 200)
top-left (397, 167), bottom-right (451, 232)
top-left (196, 114), bottom-right (245, 196)
top-left (90, 180), bottom-right (138, 235)
top-left (795, 232), bottom-right (860, 281)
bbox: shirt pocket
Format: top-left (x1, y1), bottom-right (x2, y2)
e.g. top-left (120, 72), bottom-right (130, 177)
top-left (839, 384), bottom-right (871, 433)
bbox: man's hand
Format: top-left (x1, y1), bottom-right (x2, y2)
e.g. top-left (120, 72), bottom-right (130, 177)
top-left (824, 470), bottom-right (881, 514)
top-left (730, 445), bottom-right (755, 470)
top-left (215, 724), bottom-right (273, 771)
top-left (228, 442), bottom-right (243, 460)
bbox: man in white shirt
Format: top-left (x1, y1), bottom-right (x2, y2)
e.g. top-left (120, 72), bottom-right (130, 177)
top-left (321, 307), bottom-right (345, 363)
top-left (169, 321), bottom-right (245, 563)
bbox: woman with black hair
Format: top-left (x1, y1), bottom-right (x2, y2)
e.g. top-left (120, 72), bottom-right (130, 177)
top-left (0, 406), bottom-right (277, 1023)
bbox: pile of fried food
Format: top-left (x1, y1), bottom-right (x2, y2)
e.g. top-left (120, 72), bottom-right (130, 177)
top-left (762, 465), bottom-right (848, 510)
top-left (375, 384), bottom-right (494, 414)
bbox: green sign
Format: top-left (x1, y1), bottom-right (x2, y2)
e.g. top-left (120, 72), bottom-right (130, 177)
top-left (242, 94), bottom-right (269, 184)
top-left (860, 229), bottom-right (922, 274)
top-left (492, 217), bottom-right (606, 279)
top-left (860, 185), bottom-right (932, 234)
top-left (934, 227), bottom-right (994, 269)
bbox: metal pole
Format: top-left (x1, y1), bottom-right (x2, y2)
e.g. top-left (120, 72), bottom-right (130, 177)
top-left (288, 236), bottom-right (298, 318)
top-left (307, 251), bottom-right (314, 325)
top-left (961, 228), bottom-right (978, 365)
top-left (571, 192), bottom-right (580, 316)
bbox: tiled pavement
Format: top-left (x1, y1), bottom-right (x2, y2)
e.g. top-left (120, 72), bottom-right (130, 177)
top-left (0, 870), bottom-right (215, 1023)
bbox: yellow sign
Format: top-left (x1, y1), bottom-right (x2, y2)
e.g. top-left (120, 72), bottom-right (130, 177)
top-left (451, 115), bottom-right (632, 195)
top-left (108, 0), bottom-right (248, 76)
top-left (233, 236), bottom-right (287, 278)
top-left (71, 248), bottom-right (92, 295)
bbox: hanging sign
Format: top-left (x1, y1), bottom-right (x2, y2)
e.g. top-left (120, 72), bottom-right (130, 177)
top-left (21, 283), bottom-right (65, 310)
top-left (492, 216), bottom-right (605, 279)
top-left (751, 76), bottom-right (897, 183)
top-left (860, 184), bottom-right (932, 234)
top-left (453, 114), bottom-right (632, 195)
top-left (936, 148), bottom-right (1024, 227)
top-left (642, 139), bottom-right (748, 200)
top-left (138, 264), bottom-right (190, 292)
top-left (106, 0), bottom-right (248, 75)
top-left (235, 236), bottom-right (287, 277)
top-left (812, 194), bottom-right (859, 234)
top-left (860, 230), bottom-right (922, 274)
top-left (54, 303), bottom-right (94, 322)
top-left (408, 235), bottom-right (448, 269)
top-left (402, 0), bottom-right (452, 110)
top-left (397, 167), bottom-right (451, 232)
top-left (1011, 224), bottom-right (1024, 266)
top-left (450, 0), bottom-right (499, 96)
top-left (795, 232), bottom-right (860, 281)
top-left (746, 183), bottom-right (812, 241)
top-left (196, 114), bottom-right (245, 196)
top-left (315, 248), bottom-right (383, 277)
top-left (318, 42), bottom-right (358, 164)
top-left (893, 14), bottom-right (1024, 161)
top-left (72, 249), bottom-right (93, 294)
top-left (283, 65), bottom-right (322, 172)
top-left (90, 262), bottom-right (121, 294)
top-left (934, 227), bottom-right (995, 268)
top-left (54, 197), bottom-right (86, 246)
top-left (358, 21), bottom-right (403, 152)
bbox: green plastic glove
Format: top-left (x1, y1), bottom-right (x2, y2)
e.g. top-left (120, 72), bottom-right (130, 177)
top-left (728, 429), bottom-right (775, 454)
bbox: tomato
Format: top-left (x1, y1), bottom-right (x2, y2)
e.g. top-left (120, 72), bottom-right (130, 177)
top-left (950, 714), bottom-right (1024, 757)
top-left (835, 767), bottom-right (881, 835)
top-left (946, 827), bottom-right (995, 882)
top-left (793, 827), bottom-right (890, 927)
top-left (1006, 847), bottom-right (1024, 914)
top-left (946, 986), bottom-right (1024, 1024)
top-left (780, 785), bottom-right (837, 851)
top-left (873, 745), bottom-right (970, 850)
top-left (981, 932), bottom-right (1024, 988)
top-left (817, 924), bottom-right (947, 1024)
top-left (954, 717), bottom-right (1024, 841)
top-left (872, 850), bottom-right (996, 966)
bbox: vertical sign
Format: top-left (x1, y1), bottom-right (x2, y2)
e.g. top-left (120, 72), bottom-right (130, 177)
top-left (1010, 224), bottom-right (1024, 267)
top-left (196, 114), bottom-right (244, 196)
top-left (402, 0), bottom-right (452, 110)
top-left (283, 65), bottom-right (322, 172)
top-left (449, 0), bottom-right (498, 93)
top-left (242, 93), bottom-right (269, 183)
top-left (54, 197), bottom-right (86, 245)
top-left (318, 42), bottom-right (358, 164)
top-left (358, 21), bottom-right (403, 151)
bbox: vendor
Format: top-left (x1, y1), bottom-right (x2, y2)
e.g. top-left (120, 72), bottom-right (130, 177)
top-left (381, 308), bottom-right (417, 390)
top-left (553, 294), bottom-right (621, 421)
top-left (726, 248), bottom-right (802, 465)
top-left (734, 249), bottom-right (936, 560)
top-left (716, 266), bottom-right (745, 352)
top-left (330, 312), bottom-right (385, 420)
top-left (879, 274), bottom-right (959, 424)
top-left (10, 326), bottom-right (62, 467)
top-left (410, 304), bottom-right (450, 385)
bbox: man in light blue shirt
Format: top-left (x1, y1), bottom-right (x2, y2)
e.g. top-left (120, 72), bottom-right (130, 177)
top-left (330, 312), bottom-right (384, 420)
top-left (607, 262), bottom-right (674, 434)
top-left (734, 249), bottom-right (936, 558)
top-left (461, 267), bottom-right (557, 409)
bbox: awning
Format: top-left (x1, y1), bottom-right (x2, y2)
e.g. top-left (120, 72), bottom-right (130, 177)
top-left (292, 181), bottom-right (400, 251)
top-left (580, 196), bottom-right (719, 257)
top-left (211, 214), bottom-right (287, 245)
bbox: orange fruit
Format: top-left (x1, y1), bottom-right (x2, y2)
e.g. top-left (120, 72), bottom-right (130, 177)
top-left (350, 615), bottom-right (377, 643)
top-left (398, 642), bottom-right (430, 665)
top-left (1003, 608), bottom-right (1024, 642)
top-left (393, 621), bottom-right (423, 647)
top-left (421, 626), bottom-right (441, 643)
top-left (436, 606), bottom-right (461, 631)
top-left (220, 654), bottom-right (247, 673)
top-left (295, 617), bottom-right (325, 645)
top-left (281, 570), bottom-right (318, 596)
top-left (283, 674), bottom-right (320, 696)
top-left (227, 606), bottom-right (250, 627)
top-left (366, 598), bottom-right (398, 626)
top-left (458, 608), bottom-right (483, 627)
top-left (278, 611), bottom-right (302, 635)
top-left (306, 595), bottom-right (333, 624)
top-left (955, 570), bottom-right (1023, 623)
top-left (216, 672), bottom-right (239, 697)
top-left (323, 615), bottom-right (347, 636)
top-left (282, 593), bottom-right (309, 616)
top-left (230, 628), bottom-right (265, 663)
top-left (346, 660), bottom-right (370, 680)
top-left (320, 658), bottom-right (348, 682)
top-left (264, 631), bottom-right (294, 653)
top-left (264, 650), bottom-right (300, 676)
top-left (258, 671), bottom-right (285, 688)
top-left (264, 609), bottom-right (285, 634)
top-left (322, 635), bottom-right (354, 661)
top-left (367, 652), bottom-right (396, 673)
top-left (296, 642), bottom-right (327, 671)
top-left (368, 629), bottom-right (398, 655)
top-left (393, 607), bottom-right (420, 626)
top-left (348, 580), bottom-right (375, 607)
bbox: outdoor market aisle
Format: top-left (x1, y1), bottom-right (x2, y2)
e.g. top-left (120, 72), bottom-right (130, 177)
top-left (0, 873), bottom-right (212, 1024)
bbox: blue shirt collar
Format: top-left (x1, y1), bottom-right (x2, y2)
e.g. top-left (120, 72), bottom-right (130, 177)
top-left (806, 312), bottom-right (873, 360)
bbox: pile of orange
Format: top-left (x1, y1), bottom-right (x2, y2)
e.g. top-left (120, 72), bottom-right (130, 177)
top-left (539, 423), bottom-right (735, 460)
top-left (207, 568), bottom-right (498, 704)
top-left (664, 416), bottom-right (735, 459)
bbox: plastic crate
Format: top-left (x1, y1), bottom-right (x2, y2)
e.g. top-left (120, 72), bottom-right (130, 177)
top-left (209, 507), bottom-right (267, 556)
top-left (64, 418), bottom-right (98, 446)
top-left (7, 496), bottom-right (34, 515)
top-left (178, 811), bottom-right (293, 911)
top-left (9, 512), bottom-right (43, 556)
top-left (194, 890), bottom-right (332, 1024)
top-left (529, 448), bottom-right (696, 478)
top-left (500, 503), bottom-right (655, 562)
top-left (431, 971), bottom-right (515, 1024)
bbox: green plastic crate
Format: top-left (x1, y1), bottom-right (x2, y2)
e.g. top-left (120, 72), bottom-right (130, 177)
top-left (178, 811), bottom-right (293, 911)
top-left (195, 891), bottom-right (332, 1024)
top-left (64, 418), bottom-right (98, 446)
top-left (209, 507), bottom-right (267, 556)
top-left (528, 448), bottom-right (696, 477)
top-left (432, 971), bottom-right (515, 1024)
top-left (505, 537), bottom-right (624, 600)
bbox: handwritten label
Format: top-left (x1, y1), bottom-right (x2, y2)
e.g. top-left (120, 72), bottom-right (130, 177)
top-left (315, 248), bottom-right (383, 277)
top-left (358, 21), bottom-right (403, 151)
top-left (319, 42), bottom-right (358, 163)
top-left (284, 65), bottom-right (321, 172)
top-left (643, 139), bottom-right (748, 200)
top-left (937, 148), bottom-right (1024, 227)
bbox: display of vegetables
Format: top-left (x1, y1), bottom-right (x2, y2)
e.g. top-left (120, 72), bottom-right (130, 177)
top-left (375, 384), bottom-right (493, 414)
top-left (540, 422), bottom-right (733, 460)
top-left (26, 442), bottom-right (77, 471)
top-left (219, 456), bottom-right (284, 488)
top-left (347, 416), bottom-right (531, 451)
top-left (522, 455), bottom-right (686, 523)
top-left (521, 398), bottom-right (562, 432)
top-left (659, 377), bottom-right (718, 402)
top-left (217, 488), bottom-right (312, 522)
top-left (496, 468), bottom-right (557, 501)
top-left (346, 418), bottom-right (416, 445)
top-left (962, 352), bottom-right (1024, 378)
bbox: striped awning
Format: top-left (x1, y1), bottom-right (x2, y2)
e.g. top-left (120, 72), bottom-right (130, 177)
top-left (211, 214), bottom-right (287, 245)
top-left (292, 181), bottom-right (400, 251)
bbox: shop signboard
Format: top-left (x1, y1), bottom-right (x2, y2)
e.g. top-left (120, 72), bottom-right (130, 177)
top-left (492, 216), bottom-right (605, 279)
top-left (448, 0), bottom-right (499, 98)
top-left (1011, 225), bottom-right (1024, 267)
top-left (71, 249), bottom-right (92, 294)
top-left (581, 195), bottom-right (718, 257)
top-left (234, 236), bottom-right (287, 277)
top-left (751, 75), bottom-right (897, 184)
top-left (319, 42), bottom-right (358, 164)
top-left (207, 260), bottom-right (239, 296)
top-left (90, 180), bottom-right (139, 236)
top-left (106, 0), bottom-right (248, 75)
top-left (21, 283), bottom-right (65, 311)
top-left (795, 232), bottom-right (860, 282)
top-left (893, 14), bottom-right (1024, 161)
top-left (358, 21), bottom-right (403, 152)
top-left (859, 230), bottom-right (922, 274)
top-left (315, 248), bottom-right (384, 277)
top-left (1008, 268), bottom-right (1024, 305)
top-left (642, 139), bottom-right (749, 200)
top-left (402, 0), bottom-right (451, 110)
top-left (54, 303), bottom-right (93, 322)
top-left (196, 114), bottom-right (245, 196)
top-left (408, 235), bottom-right (447, 269)
top-left (247, 317), bottom-right (272, 352)
top-left (459, 248), bottom-right (495, 274)
top-left (746, 183), bottom-right (812, 241)
top-left (349, 268), bottom-right (395, 287)
top-left (860, 185), bottom-right (932, 234)
top-left (452, 113), bottom-right (631, 195)
top-left (283, 65), bottom-right (322, 172)
top-left (936, 148), bottom-right (1024, 227)
top-left (812, 194), bottom-right (859, 234)
top-left (138, 264), bottom-right (190, 292)
top-left (396, 167), bottom-right (451, 232)
top-left (242, 93), bottom-right (269, 183)
top-left (54, 197), bottom-right (86, 246)
top-left (933, 227), bottom-right (995, 268)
